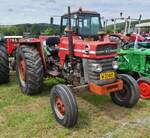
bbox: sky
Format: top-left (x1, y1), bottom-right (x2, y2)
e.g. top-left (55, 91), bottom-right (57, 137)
top-left (0, 0), bottom-right (149, 25)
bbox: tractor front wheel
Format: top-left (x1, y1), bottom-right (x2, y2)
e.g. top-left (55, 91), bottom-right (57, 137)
top-left (16, 45), bottom-right (44, 95)
top-left (0, 42), bottom-right (9, 84)
top-left (137, 77), bottom-right (150, 99)
top-left (110, 74), bottom-right (140, 108)
top-left (50, 84), bottom-right (78, 128)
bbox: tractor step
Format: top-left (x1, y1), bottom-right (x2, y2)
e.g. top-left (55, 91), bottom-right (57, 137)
top-left (68, 84), bottom-right (89, 94)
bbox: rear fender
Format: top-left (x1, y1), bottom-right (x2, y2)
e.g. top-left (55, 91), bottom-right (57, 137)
top-left (19, 41), bottom-right (47, 73)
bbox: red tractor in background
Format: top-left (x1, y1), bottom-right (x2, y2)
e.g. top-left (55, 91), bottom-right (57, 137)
top-left (16, 7), bottom-right (140, 128)
top-left (5, 36), bottom-right (23, 55)
top-left (108, 14), bottom-right (145, 49)
top-left (4, 36), bottom-right (23, 69)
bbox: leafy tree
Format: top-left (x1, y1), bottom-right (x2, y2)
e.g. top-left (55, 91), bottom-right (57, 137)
top-left (7, 26), bottom-right (18, 35)
top-left (31, 24), bottom-right (41, 35)
top-left (0, 24), bottom-right (60, 36)
top-left (44, 27), bottom-right (57, 35)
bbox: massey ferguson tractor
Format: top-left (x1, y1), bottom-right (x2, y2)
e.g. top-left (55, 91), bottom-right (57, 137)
top-left (0, 35), bottom-right (9, 84)
top-left (16, 7), bottom-right (140, 128)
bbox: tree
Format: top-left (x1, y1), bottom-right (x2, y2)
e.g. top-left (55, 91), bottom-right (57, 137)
top-left (44, 27), bottom-right (56, 35)
top-left (31, 24), bottom-right (41, 35)
top-left (7, 26), bottom-right (18, 35)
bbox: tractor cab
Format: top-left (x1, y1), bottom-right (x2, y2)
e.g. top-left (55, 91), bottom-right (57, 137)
top-left (60, 8), bottom-right (102, 40)
top-left (45, 8), bottom-right (113, 62)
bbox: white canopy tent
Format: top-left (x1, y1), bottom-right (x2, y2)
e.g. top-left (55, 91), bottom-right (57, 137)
top-left (134, 22), bottom-right (150, 48)
top-left (4, 36), bottom-right (23, 39)
top-left (136, 22), bottom-right (150, 28)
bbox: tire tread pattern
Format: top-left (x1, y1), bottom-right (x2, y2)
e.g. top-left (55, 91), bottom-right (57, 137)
top-left (0, 42), bottom-right (9, 83)
top-left (50, 84), bottom-right (78, 128)
top-left (16, 45), bottom-right (43, 95)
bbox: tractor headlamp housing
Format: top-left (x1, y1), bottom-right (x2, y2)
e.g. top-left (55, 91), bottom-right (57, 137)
top-left (112, 61), bottom-right (118, 70)
top-left (91, 64), bottom-right (102, 72)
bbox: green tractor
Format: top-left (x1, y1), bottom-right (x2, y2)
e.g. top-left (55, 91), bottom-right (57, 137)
top-left (118, 22), bottom-right (150, 99)
top-left (0, 34), bottom-right (9, 84)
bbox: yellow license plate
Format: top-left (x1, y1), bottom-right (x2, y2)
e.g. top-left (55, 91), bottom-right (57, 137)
top-left (100, 72), bottom-right (115, 80)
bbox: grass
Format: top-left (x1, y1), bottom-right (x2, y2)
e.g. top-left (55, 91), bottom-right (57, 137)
top-left (0, 72), bottom-right (150, 138)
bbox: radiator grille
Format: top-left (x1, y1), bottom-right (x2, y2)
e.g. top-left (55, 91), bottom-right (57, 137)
top-left (88, 58), bottom-right (117, 85)
top-left (96, 45), bottom-right (117, 56)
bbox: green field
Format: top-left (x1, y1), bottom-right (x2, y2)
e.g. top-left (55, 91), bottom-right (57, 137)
top-left (0, 72), bottom-right (150, 138)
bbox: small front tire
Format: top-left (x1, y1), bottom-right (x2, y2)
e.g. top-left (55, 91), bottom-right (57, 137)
top-left (50, 84), bottom-right (78, 128)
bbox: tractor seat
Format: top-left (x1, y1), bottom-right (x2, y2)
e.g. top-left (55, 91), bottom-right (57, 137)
top-left (46, 36), bottom-right (60, 53)
top-left (46, 36), bottom-right (60, 47)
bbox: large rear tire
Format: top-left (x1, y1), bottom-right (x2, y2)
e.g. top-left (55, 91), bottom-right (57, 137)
top-left (110, 74), bottom-right (140, 108)
top-left (50, 84), bottom-right (78, 128)
top-left (137, 77), bottom-right (150, 99)
top-left (16, 45), bottom-right (44, 95)
top-left (0, 42), bottom-right (9, 84)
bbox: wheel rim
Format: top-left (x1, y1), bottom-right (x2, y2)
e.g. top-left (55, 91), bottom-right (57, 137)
top-left (18, 57), bottom-right (26, 87)
top-left (54, 96), bottom-right (65, 120)
top-left (138, 81), bottom-right (150, 99)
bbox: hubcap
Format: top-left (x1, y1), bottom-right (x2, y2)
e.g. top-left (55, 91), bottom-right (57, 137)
top-left (138, 81), bottom-right (150, 99)
top-left (18, 58), bottom-right (26, 87)
top-left (54, 96), bottom-right (65, 120)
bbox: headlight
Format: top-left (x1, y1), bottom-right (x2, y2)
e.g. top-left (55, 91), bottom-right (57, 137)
top-left (91, 64), bottom-right (102, 72)
top-left (112, 61), bottom-right (118, 70)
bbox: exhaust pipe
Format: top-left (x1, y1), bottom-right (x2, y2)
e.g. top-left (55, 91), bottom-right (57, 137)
top-left (68, 6), bottom-right (74, 56)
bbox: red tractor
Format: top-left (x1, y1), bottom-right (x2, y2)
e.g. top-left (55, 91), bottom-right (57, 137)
top-left (0, 35), bottom-right (9, 83)
top-left (5, 36), bottom-right (23, 55)
top-left (4, 36), bottom-right (23, 69)
top-left (16, 7), bottom-right (140, 128)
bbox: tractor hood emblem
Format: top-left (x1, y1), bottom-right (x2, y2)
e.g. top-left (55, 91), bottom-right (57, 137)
top-left (105, 47), bottom-right (111, 53)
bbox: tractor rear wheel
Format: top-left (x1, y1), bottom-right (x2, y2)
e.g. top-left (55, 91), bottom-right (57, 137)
top-left (50, 84), bottom-right (78, 128)
top-left (137, 77), bottom-right (150, 99)
top-left (0, 42), bottom-right (9, 84)
top-left (110, 74), bottom-right (140, 108)
top-left (16, 45), bottom-right (44, 95)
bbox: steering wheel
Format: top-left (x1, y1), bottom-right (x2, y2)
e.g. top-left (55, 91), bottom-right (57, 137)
top-left (122, 42), bottom-right (131, 50)
top-left (109, 34), bottom-right (130, 49)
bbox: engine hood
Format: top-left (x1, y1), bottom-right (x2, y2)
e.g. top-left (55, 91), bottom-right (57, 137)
top-left (60, 35), bottom-right (118, 59)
